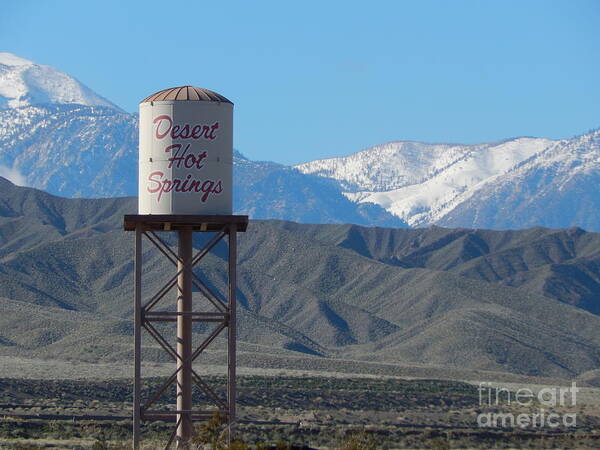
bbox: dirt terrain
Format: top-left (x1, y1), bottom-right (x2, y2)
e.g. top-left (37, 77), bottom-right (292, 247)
top-left (1, 374), bottom-right (599, 449)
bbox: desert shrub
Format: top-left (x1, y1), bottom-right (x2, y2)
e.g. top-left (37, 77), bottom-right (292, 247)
top-left (336, 430), bottom-right (377, 450)
top-left (91, 439), bottom-right (109, 450)
top-left (429, 436), bottom-right (451, 450)
top-left (192, 411), bottom-right (228, 449)
top-left (275, 440), bottom-right (292, 449)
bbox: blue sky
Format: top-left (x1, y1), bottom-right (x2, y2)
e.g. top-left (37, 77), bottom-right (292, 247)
top-left (2, 0), bottom-right (599, 165)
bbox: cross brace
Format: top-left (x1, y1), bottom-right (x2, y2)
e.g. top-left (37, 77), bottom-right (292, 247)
top-left (127, 215), bottom-right (247, 449)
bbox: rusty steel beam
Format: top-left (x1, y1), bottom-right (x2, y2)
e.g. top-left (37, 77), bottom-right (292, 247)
top-left (142, 369), bottom-right (180, 413)
top-left (165, 416), bottom-right (183, 450)
top-left (228, 224), bottom-right (237, 431)
top-left (191, 322), bottom-right (227, 361)
top-left (143, 273), bottom-right (181, 311)
top-left (133, 225), bottom-right (142, 450)
top-left (191, 275), bottom-right (227, 312)
top-left (191, 231), bottom-right (226, 266)
top-left (144, 231), bottom-right (181, 266)
top-left (176, 229), bottom-right (193, 447)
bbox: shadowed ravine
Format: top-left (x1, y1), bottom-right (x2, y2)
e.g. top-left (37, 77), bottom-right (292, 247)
top-left (0, 177), bottom-right (599, 381)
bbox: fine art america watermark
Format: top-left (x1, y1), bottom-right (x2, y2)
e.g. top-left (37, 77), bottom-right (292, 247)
top-left (477, 382), bottom-right (579, 429)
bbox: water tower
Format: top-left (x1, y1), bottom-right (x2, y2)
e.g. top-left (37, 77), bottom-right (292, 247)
top-left (124, 86), bottom-right (248, 449)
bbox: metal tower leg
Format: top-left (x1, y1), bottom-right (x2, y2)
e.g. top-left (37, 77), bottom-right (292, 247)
top-left (176, 229), bottom-right (193, 448)
top-left (133, 225), bottom-right (142, 450)
top-left (228, 224), bottom-right (237, 436)
top-left (124, 215), bottom-right (247, 449)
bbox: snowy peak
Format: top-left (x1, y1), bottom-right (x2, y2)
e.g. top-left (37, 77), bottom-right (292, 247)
top-left (296, 137), bottom-right (558, 226)
top-left (0, 53), bottom-right (34, 66)
top-left (435, 129), bottom-right (600, 230)
top-left (0, 52), bottom-right (598, 231)
top-left (0, 52), bottom-right (122, 111)
top-left (296, 141), bottom-right (479, 192)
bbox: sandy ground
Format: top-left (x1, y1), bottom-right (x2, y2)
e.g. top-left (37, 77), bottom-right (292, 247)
top-left (3, 355), bottom-right (600, 407)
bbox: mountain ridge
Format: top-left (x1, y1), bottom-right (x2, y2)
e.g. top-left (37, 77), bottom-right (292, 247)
top-left (1, 52), bottom-right (599, 231)
top-left (0, 178), bottom-right (599, 379)
top-left (0, 52), bottom-right (121, 111)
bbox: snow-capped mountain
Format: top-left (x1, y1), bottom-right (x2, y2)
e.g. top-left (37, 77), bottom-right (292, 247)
top-left (0, 52), bottom-right (598, 231)
top-left (436, 129), bottom-right (600, 230)
top-left (295, 141), bottom-right (481, 192)
top-left (0, 104), bottom-right (138, 197)
top-left (0, 53), bottom-right (406, 226)
top-left (0, 52), bottom-right (121, 111)
top-left (0, 103), bottom-right (406, 226)
top-left (295, 135), bottom-right (600, 229)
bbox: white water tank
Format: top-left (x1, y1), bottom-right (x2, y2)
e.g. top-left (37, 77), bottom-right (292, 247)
top-left (138, 86), bottom-right (233, 215)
